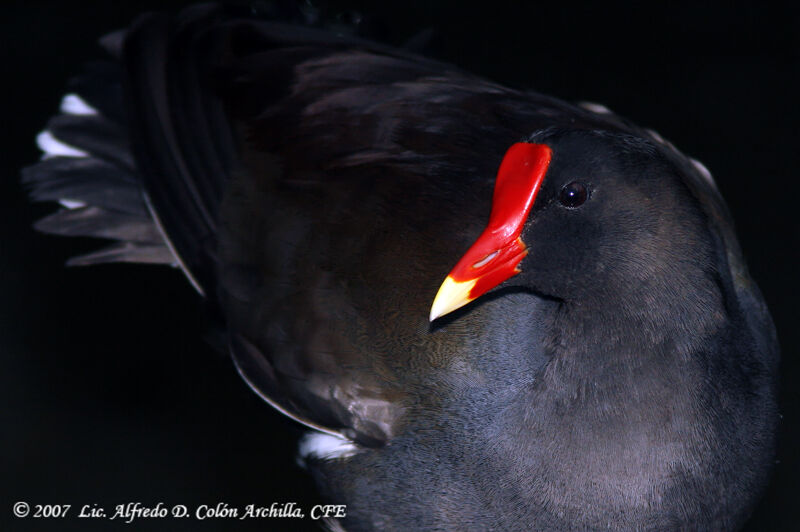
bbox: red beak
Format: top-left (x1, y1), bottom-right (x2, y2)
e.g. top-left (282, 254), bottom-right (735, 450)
top-left (430, 142), bottom-right (552, 321)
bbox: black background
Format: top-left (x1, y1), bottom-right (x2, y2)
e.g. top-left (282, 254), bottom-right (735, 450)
top-left (2, 1), bottom-right (798, 530)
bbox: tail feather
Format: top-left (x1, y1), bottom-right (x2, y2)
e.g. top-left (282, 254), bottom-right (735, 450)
top-left (33, 205), bottom-right (161, 244)
top-left (22, 157), bottom-right (144, 215)
top-left (45, 113), bottom-right (134, 168)
top-left (24, 7), bottom-right (236, 296)
top-left (23, 63), bottom-right (176, 269)
top-left (66, 61), bottom-right (127, 122)
top-left (66, 241), bottom-right (175, 267)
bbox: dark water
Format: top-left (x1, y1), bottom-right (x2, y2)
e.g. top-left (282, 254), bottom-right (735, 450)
top-left (2, 1), bottom-right (798, 530)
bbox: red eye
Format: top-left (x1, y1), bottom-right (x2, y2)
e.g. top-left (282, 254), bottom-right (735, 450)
top-left (559, 181), bottom-right (588, 208)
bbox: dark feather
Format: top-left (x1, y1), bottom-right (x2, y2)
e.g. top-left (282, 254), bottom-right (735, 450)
top-left (67, 241), bottom-right (175, 266)
top-left (34, 206), bottom-right (161, 243)
top-left (22, 157), bottom-right (144, 215)
top-left (24, 46), bottom-right (173, 269)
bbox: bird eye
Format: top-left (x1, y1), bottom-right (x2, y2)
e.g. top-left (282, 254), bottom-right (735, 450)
top-left (559, 181), bottom-right (589, 208)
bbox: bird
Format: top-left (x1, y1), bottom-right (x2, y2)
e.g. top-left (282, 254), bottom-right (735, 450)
top-left (23, 3), bottom-right (779, 530)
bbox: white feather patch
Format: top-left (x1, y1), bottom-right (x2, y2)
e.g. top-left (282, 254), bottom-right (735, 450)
top-left (60, 93), bottom-right (98, 116)
top-left (298, 431), bottom-right (360, 462)
top-left (578, 101), bottom-right (612, 114)
top-left (58, 199), bottom-right (87, 209)
top-left (36, 131), bottom-right (88, 159)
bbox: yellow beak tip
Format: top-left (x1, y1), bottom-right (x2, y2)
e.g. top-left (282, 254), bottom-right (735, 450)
top-left (429, 276), bottom-right (477, 321)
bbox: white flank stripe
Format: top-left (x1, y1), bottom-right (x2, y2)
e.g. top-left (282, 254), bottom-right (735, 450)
top-left (60, 93), bottom-right (98, 116)
top-left (36, 131), bottom-right (88, 159)
top-left (298, 432), bottom-right (360, 462)
top-left (58, 199), bottom-right (87, 209)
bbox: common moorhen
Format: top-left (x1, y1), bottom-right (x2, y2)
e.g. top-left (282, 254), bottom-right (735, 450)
top-left (24, 4), bottom-right (779, 530)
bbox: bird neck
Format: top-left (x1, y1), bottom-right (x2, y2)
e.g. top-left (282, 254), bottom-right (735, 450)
top-left (541, 266), bottom-right (727, 401)
top-left (502, 269), bottom-right (760, 527)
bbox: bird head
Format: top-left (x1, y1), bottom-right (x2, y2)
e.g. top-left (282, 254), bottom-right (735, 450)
top-left (430, 129), bottom-right (709, 321)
